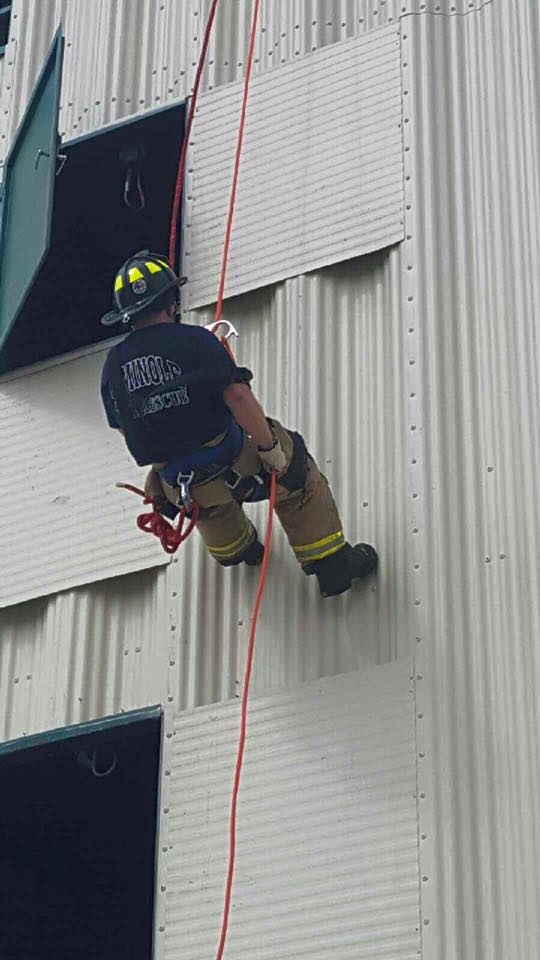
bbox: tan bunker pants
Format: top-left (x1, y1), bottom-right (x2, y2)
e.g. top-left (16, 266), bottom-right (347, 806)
top-left (148, 419), bottom-right (345, 567)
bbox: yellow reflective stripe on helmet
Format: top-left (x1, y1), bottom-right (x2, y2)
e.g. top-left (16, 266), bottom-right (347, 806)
top-left (145, 261), bottom-right (163, 274)
top-left (128, 267), bottom-right (144, 282)
top-left (156, 259), bottom-right (170, 270)
top-left (114, 275), bottom-right (124, 292)
top-left (209, 524), bottom-right (254, 560)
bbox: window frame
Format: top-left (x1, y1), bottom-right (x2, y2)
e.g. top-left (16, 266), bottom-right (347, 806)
top-left (0, 2), bottom-right (12, 56)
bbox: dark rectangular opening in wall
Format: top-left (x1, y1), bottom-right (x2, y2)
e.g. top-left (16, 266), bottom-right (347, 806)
top-left (2, 102), bottom-right (185, 372)
top-left (0, 708), bottom-right (162, 959)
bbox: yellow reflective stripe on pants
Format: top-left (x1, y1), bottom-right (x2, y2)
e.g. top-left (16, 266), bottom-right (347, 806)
top-left (208, 522), bottom-right (254, 561)
top-left (293, 530), bottom-right (345, 563)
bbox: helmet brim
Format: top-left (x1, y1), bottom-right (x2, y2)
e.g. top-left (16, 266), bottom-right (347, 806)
top-left (100, 275), bottom-right (188, 327)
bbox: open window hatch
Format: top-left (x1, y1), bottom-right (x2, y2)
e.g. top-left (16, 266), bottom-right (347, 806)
top-left (0, 706), bottom-right (162, 959)
top-left (0, 29), bottom-right (186, 374)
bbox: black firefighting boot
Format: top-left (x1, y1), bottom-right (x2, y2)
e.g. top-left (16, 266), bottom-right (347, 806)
top-left (241, 538), bottom-right (265, 566)
top-left (304, 542), bottom-right (378, 597)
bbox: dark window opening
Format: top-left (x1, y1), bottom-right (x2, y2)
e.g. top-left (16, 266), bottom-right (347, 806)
top-left (0, 708), bottom-right (162, 960)
top-left (1, 102), bottom-right (185, 373)
top-left (0, 3), bottom-right (11, 53)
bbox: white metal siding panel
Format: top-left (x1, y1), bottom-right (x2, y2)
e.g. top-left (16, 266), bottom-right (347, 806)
top-left (0, 348), bottom-right (168, 607)
top-left (158, 661), bottom-right (420, 960)
top-left (184, 26), bottom-right (404, 307)
top-left (0, 566), bottom-right (169, 742)
top-left (402, 3), bottom-right (540, 958)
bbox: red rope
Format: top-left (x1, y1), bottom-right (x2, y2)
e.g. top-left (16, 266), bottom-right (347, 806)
top-left (216, 472), bottom-right (275, 960)
top-left (214, 0), bottom-right (261, 325)
top-left (168, 0), bottom-right (222, 267)
top-left (116, 483), bottom-right (199, 555)
top-left (213, 4), bottom-right (263, 958)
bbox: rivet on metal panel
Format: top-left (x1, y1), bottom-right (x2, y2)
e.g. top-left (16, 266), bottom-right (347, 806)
top-left (166, 732), bottom-right (173, 739)
top-left (172, 590), bottom-right (178, 597)
top-left (26, 675), bottom-right (31, 680)
top-left (363, 501), bottom-right (369, 507)
top-left (417, 674), bottom-right (423, 680)
top-left (418, 753), bottom-right (425, 758)
top-left (163, 807), bottom-right (169, 814)
top-left (159, 925), bottom-right (165, 932)
top-left (485, 557), bottom-right (491, 563)
top-left (161, 885), bottom-right (167, 892)
top-left (421, 834), bottom-right (428, 840)
top-left (424, 919), bottom-right (430, 925)
top-left (14, 678), bottom-right (19, 684)
top-left (499, 553), bottom-right (506, 560)
top-left (487, 465), bottom-right (494, 472)
top-left (170, 624), bottom-right (176, 631)
top-left (165, 770), bottom-right (171, 777)
top-left (169, 660), bottom-right (176, 667)
top-left (167, 696), bottom-right (174, 703)
top-left (416, 636), bottom-right (422, 642)
top-left (414, 599), bottom-right (421, 605)
top-left (412, 492), bottom-right (418, 498)
top-left (411, 458), bottom-right (417, 464)
top-left (124, 650), bottom-right (128, 656)
top-left (414, 563), bottom-right (421, 570)
top-left (413, 527), bottom-right (419, 534)
top-left (417, 713), bottom-right (424, 719)
top-left (409, 358), bottom-right (415, 365)
top-left (411, 424), bottom-right (417, 430)
top-left (135, 647), bottom-right (141, 653)
top-left (419, 792), bottom-right (426, 799)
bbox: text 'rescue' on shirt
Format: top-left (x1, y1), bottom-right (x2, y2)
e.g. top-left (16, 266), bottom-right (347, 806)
top-left (100, 322), bottom-right (251, 466)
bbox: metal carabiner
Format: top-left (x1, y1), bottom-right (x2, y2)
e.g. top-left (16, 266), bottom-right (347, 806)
top-left (177, 471), bottom-right (195, 514)
top-left (204, 319), bottom-right (239, 341)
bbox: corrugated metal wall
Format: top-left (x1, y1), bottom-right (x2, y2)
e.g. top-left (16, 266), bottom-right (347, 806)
top-left (405, 3), bottom-right (540, 957)
top-left (1, 2), bottom-right (540, 959)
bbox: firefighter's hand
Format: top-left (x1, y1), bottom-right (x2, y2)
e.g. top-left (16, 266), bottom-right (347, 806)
top-left (258, 437), bottom-right (287, 474)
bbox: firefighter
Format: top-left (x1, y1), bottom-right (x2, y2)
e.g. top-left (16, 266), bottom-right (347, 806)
top-left (100, 251), bottom-right (378, 597)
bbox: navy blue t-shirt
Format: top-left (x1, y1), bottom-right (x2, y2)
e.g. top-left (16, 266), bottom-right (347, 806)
top-left (100, 323), bottom-right (244, 466)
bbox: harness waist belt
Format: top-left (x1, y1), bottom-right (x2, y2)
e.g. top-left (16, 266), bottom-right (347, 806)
top-left (158, 418), bottom-right (245, 489)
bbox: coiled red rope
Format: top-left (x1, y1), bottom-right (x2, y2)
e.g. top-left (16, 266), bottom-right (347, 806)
top-left (116, 483), bottom-right (199, 554)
